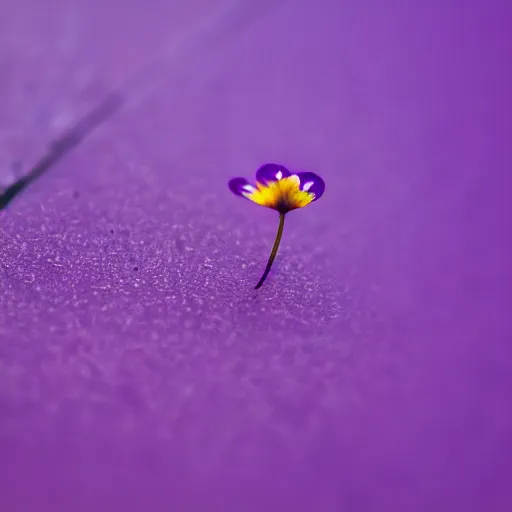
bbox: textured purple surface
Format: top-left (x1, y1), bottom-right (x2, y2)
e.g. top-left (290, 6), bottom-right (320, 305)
top-left (1, 1), bottom-right (512, 511)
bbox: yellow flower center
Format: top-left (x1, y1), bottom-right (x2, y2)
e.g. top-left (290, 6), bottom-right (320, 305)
top-left (243, 175), bottom-right (314, 211)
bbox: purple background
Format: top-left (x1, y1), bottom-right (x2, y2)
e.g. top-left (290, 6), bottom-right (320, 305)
top-left (1, 1), bottom-right (511, 510)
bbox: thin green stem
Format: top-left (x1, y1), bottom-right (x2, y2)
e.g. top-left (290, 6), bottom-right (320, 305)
top-left (254, 212), bottom-right (286, 289)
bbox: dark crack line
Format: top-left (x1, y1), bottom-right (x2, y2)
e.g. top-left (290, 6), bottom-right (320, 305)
top-left (0, 93), bottom-right (123, 210)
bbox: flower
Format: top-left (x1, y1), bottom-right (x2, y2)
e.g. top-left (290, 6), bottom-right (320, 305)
top-left (228, 163), bottom-right (325, 289)
top-left (228, 163), bottom-right (325, 214)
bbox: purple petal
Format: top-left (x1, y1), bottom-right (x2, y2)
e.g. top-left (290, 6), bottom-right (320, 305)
top-left (295, 172), bottom-right (325, 201)
top-left (255, 163), bottom-right (291, 185)
top-left (228, 177), bottom-right (256, 197)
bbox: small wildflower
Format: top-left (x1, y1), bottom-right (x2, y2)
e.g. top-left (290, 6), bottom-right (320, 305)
top-left (229, 163), bottom-right (325, 289)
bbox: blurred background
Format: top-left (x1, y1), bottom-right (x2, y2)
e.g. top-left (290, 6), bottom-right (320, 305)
top-left (1, 1), bottom-right (511, 511)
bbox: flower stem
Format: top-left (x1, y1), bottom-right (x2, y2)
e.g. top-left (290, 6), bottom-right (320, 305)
top-left (255, 212), bottom-right (285, 289)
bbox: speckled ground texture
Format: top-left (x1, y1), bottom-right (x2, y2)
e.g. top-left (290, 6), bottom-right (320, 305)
top-left (1, 0), bottom-right (512, 511)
